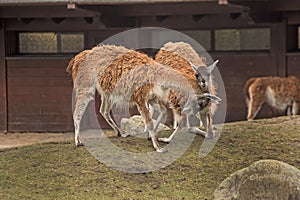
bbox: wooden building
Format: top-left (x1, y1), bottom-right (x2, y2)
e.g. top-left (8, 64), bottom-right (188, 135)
top-left (0, 0), bottom-right (300, 132)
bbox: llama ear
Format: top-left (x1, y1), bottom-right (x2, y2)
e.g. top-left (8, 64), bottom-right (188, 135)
top-left (201, 57), bottom-right (207, 64)
top-left (189, 61), bottom-right (198, 72)
top-left (208, 60), bottom-right (219, 73)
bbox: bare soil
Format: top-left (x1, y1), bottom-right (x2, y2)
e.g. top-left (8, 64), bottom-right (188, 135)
top-left (0, 132), bottom-right (73, 149)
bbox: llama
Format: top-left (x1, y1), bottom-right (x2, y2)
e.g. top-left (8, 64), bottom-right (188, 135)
top-left (71, 44), bottom-right (214, 152)
top-left (243, 76), bottom-right (300, 120)
top-left (66, 48), bottom-right (168, 135)
top-left (155, 42), bottom-right (218, 138)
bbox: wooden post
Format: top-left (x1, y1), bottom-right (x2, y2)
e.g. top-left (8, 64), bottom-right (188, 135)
top-left (271, 17), bottom-right (287, 77)
top-left (0, 19), bottom-right (7, 132)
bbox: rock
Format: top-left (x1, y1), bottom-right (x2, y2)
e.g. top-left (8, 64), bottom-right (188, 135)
top-left (213, 159), bottom-right (300, 200)
top-left (120, 115), bottom-right (170, 138)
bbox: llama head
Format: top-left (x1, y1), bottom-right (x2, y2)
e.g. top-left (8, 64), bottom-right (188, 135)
top-left (182, 93), bottom-right (222, 115)
top-left (190, 60), bottom-right (219, 90)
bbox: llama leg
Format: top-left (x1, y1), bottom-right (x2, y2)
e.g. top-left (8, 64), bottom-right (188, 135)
top-left (73, 92), bottom-right (93, 146)
top-left (144, 104), bottom-right (155, 133)
top-left (199, 112), bottom-right (216, 138)
top-left (138, 102), bottom-right (164, 152)
top-left (158, 126), bottom-right (181, 143)
top-left (173, 110), bottom-right (178, 129)
top-left (206, 113), bottom-right (215, 138)
top-left (247, 86), bottom-right (264, 120)
top-left (185, 112), bottom-right (207, 137)
top-left (247, 97), bottom-right (263, 120)
top-left (292, 101), bottom-right (299, 116)
top-left (152, 101), bottom-right (167, 132)
top-left (158, 112), bottom-right (185, 143)
top-left (99, 96), bottom-right (126, 137)
top-left (173, 107), bottom-right (182, 129)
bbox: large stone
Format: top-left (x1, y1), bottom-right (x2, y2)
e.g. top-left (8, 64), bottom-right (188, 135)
top-left (213, 159), bottom-right (300, 200)
top-left (120, 115), bottom-right (170, 138)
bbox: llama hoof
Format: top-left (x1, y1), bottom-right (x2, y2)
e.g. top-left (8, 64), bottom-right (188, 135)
top-left (205, 132), bottom-right (215, 139)
top-left (158, 137), bottom-right (171, 143)
top-left (156, 148), bottom-right (167, 153)
top-left (117, 131), bottom-right (130, 138)
top-left (75, 141), bottom-right (84, 147)
top-left (121, 133), bottom-right (130, 138)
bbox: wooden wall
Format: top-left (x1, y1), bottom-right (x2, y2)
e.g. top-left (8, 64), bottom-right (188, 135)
top-left (6, 58), bottom-right (73, 132)
top-left (0, 20), bottom-right (7, 131)
top-left (1, 2), bottom-right (300, 132)
top-left (287, 54), bottom-right (300, 77)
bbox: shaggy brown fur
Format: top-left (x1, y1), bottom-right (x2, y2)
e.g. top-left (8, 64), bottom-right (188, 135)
top-left (244, 76), bottom-right (300, 120)
top-left (71, 44), bottom-right (202, 152)
top-left (155, 42), bottom-right (217, 137)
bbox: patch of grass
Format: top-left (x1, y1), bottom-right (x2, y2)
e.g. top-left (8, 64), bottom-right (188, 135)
top-left (0, 116), bottom-right (299, 199)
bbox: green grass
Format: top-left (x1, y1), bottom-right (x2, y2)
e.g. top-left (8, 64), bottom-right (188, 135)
top-left (0, 116), bottom-right (299, 200)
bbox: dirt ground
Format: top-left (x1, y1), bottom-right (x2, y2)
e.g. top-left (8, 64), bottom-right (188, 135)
top-left (0, 132), bottom-right (74, 149)
top-left (0, 130), bottom-right (118, 149)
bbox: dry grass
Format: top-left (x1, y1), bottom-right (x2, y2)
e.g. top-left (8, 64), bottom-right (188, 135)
top-left (0, 116), bottom-right (299, 199)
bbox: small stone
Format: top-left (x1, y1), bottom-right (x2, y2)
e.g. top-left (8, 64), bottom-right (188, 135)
top-left (120, 115), bottom-right (170, 138)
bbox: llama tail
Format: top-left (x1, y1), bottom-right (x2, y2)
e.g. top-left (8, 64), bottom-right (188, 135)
top-left (66, 57), bottom-right (75, 76)
top-left (66, 50), bottom-right (92, 80)
top-left (243, 77), bottom-right (256, 106)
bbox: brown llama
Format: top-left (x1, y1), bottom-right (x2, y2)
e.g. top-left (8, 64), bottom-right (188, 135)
top-left (243, 76), bottom-right (300, 120)
top-left (155, 42), bottom-right (219, 138)
top-left (70, 44), bottom-right (214, 152)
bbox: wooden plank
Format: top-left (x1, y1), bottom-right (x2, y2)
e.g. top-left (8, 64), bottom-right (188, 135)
top-left (8, 101), bottom-right (72, 112)
top-left (8, 77), bottom-right (71, 87)
top-left (8, 86), bottom-right (72, 95)
top-left (6, 18), bottom-right (106, 31)
top-left (139, 15), bottom-right (257, 29)
top-left (287, 11), bottom-right (300, 24)
top-left (0, 6), bottom-right (98, 18)
top-left (276, 20), bottom-right (287, 77)
top-left (0, 19), bottom-right (7, 131)
top-left (7, 58), bottom-right (70, 67)
top-left (80, 2), bottom-right (247, 17)
top-left (287, 54), bottom-right (300, 77)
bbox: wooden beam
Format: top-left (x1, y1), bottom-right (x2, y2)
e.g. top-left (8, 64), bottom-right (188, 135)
top-left (0, 20), bottom-right (7, 132)
top-left (5, 18), bottom-right (106, 31)
top-left (139, 14), bottom-right (258, 29)
top-left (79, 2), bottom-right (248, 17)
top-left (287, 12), bottom-right (300, 24)
top-left (267, 0), bottom-right (300, 12)
top-left (230, 0), bottom-right (300, 12)
top-left (270, 21), bottom-right (287, 77)
top-left (249, 12), bottom-right (282, 23)
top-left (0, 5), bottom-right (99, 18)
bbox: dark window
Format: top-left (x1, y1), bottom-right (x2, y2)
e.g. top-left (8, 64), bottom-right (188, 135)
top-left (215, 28), bottom-right (270, 51)
top-left (181, 30), bottom-right (211, 51)
top-left (19, 32), bottom-right (84, 54)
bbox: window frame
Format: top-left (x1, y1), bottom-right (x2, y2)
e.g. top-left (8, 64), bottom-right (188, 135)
top-left (17, 31), bottom-right (85, 56)
top-left (212, 27), bottom-right (271, 53)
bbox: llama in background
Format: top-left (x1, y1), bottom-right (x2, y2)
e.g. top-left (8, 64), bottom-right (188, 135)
top-left (243, 76), bottom-right (300, 120)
